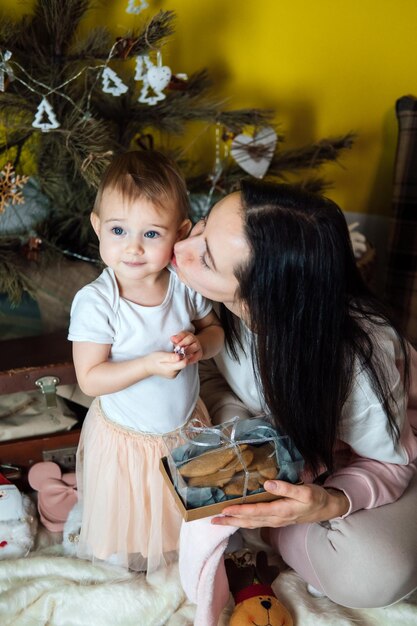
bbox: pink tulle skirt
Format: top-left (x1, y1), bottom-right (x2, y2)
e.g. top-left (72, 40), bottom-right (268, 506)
top-left (76, 397), bottom-right (209, 576)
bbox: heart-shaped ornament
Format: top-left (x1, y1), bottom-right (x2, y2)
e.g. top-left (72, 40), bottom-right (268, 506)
top-left (231, 127), bottom-right (277, 178)
top-left (147, 66), bottom-right (172, 93)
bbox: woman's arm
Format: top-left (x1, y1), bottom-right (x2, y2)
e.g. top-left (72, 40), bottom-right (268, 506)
top-left (323, 423), bottom-right (417, 515)
top-left (211, 456), bottom-right (417, 530)
top-left (211, 356), bottom-right (417, 528)
top-left (211, 409), bottom-right (417, 529)
top-left (211, 481), bottom-right (349, 529)
top-left (323, 341), bottom-right (417, 515)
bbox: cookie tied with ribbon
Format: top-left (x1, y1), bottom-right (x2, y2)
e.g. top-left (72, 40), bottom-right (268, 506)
top-left (28, 461), bottom-right (77, 532)
top-left (170, 415), bottom-right (304, 509)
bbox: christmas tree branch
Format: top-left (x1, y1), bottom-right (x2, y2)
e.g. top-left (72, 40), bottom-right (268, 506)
top-left (0, 131), bottom-right (34, 156)
top-left (69, 26), bottom-right (114, 60)
top-left (63, 114), bottom-right (117, 188)
top-left (268, 133), bottom-right (355, 173)
top-left (114, 10), bottom-right (176, 58)
top-left (0, 93), bottom-right (34, 114)
top-left (32, 0), bottom-right (91, 57)
top-left (0, 246), bottom-right (37, 305)
top-left (293, 177), bottom-right (332, 194)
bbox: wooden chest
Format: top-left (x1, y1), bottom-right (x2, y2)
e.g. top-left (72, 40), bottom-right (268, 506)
top-left (0, 331), bottom-right (83, 488)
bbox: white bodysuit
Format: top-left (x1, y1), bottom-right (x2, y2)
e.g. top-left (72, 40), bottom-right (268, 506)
top-left (68, 266), bottom-right (211, 433)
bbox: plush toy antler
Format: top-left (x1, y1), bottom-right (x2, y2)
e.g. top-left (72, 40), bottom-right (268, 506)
top-left (225, 551), bottom-right (293, 626)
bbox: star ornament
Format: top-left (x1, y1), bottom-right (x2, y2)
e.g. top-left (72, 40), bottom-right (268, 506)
top-left (0, 162), bottom-right (29, 213)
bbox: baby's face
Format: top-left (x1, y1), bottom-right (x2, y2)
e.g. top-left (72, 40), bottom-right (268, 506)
top-left (91, 188), bottom-right (189, 288)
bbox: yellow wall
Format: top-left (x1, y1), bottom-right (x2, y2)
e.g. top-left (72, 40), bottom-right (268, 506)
top-left (3, 0), bottom-right (417, 216)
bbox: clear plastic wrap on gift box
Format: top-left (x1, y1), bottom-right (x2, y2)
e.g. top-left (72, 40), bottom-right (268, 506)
top-left (160, 415), bottom-right (304, 521)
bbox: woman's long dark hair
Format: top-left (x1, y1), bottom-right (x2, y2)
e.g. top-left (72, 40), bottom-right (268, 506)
top-left (222, 180), bottom-right (409, 476)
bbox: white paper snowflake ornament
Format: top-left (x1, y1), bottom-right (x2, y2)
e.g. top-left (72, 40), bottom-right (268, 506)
top-left (231, 127), bottom-right (277, 178)
top-left (126, 0), bottom-right (149, 14)
top-left (0, 162), bottom-right (29, 214)
top-left (101, 67), bottom-right (128, 96)
top-left (32, 97), bottom-right (60, 132)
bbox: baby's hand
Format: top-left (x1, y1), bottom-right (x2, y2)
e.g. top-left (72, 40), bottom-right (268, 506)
top-left (145, 351), bottom-right (188, 379)
top-left (171, 331), bottom-right (203, 365)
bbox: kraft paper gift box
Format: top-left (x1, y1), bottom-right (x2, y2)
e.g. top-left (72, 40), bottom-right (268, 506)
top-left (160, 416), bottom-right (304, 522)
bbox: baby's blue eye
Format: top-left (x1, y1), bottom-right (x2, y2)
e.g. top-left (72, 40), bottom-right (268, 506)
top-left (144, 230), bottom-right (159, 239)
top-left (111, 226), bottom-right (124, 236)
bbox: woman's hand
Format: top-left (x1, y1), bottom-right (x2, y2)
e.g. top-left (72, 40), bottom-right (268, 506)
top-left (211, 481), bottom-right (350, 529)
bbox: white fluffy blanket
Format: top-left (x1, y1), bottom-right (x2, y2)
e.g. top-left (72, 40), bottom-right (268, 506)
top-left (0, 540), bottom-right (416, 625)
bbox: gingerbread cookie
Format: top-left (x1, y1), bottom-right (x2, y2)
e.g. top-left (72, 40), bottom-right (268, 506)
top-left (223, 472), bottom-right (261, 496)
top-left (185, 448), bottom-right (254, 488)
top-left (179, 444), bottom-right (249, 478)
top-left (247, 443), bottom-right (278, 480)
top-left (187, 472), bottom-right (232, 488)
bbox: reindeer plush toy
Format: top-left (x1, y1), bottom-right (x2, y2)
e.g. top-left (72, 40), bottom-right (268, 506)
top-left (225, 551), bottom-right (293, 626)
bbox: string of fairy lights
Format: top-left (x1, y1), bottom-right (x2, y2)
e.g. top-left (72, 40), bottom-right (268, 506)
top-left (0, 45), bottom-right (179, 133)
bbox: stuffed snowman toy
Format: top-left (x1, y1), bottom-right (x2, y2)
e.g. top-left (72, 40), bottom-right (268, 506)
top-left (0, 473), bottom-right (37, 559)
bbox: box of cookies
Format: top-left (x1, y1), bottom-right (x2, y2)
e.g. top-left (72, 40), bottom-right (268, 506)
top-left (160, 415), bottom-right (304, 521)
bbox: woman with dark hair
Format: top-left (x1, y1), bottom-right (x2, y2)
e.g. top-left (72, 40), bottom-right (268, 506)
top-left (173, 180), bottom-right (417, 613)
